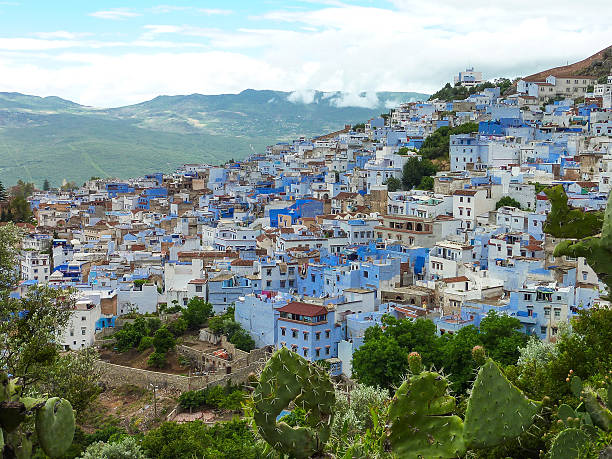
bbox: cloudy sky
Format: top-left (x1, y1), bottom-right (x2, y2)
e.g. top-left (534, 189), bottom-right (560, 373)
top-left (0, 0), bottom-right (610, 107)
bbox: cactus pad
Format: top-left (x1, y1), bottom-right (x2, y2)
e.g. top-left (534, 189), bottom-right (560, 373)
top-left (253, 347), bottom-right (335, 459)
top-left (583, 389), bottom-right (612, 432)
top-left (557, 404), bottom-right (576, 426)
top-left (35, 397), bottom-right (76, 458)
top-left (389, 369), bottom-right (465, 458)
top-left (464, 359), bottom-right (541, 448)
top-left (549, 428), bottom-right (589, 459)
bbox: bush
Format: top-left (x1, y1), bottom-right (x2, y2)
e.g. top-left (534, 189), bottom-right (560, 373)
top-left (140, 419), bottom-right (261, 459)
top-left (167, 318), bottom-right (187, 337)
top-left (229, 329), bottom-right (255, 352)
top-left (178, 385), bottom-right (247, 411)
top-left (147, 351), bottom-right (166, 368)
top-left (137, 336), bottom-right (154, 352)
top-left (146, 317), bottom-right (162, 334)
top-left (79, 436), bottom-right (147, 459)
top-left (153, 327), bottom-right (175, 353)
top-left (183, 298), bottom-right (213, 330)
top-left (496, 196), bottom-right (522, 210)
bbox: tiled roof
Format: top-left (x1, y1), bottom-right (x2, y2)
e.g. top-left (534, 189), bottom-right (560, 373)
top-left (277, 301), bottom-right (328, 317)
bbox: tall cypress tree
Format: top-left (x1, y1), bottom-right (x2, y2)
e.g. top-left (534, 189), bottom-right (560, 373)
top-left (0, 181), bottom-right (6, 202)
top-left (43, 179), bottom-right (50, 191)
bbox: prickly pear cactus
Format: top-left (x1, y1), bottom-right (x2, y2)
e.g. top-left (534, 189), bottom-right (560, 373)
top-left (36, 397), bottom-right (76, 457)
top-left (253, 347), bottom-right (335, 459)
top-left (567, 373), bottom-right (612, 432)
top-left (549, 428), bottom-right (589, 459)
top-left (463, 359), bottom-right (542, 448)
top-left (389, 352), bottom-right (465, 459)
top-left (0, 371), bottom-right (75, 459)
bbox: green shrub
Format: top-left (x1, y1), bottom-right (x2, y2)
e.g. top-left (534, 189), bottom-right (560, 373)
top-left (153, 327), bottom-right (175, 353)
top-left (137, 336), bottom-right (154, 352)
top-left (148, 351), bottom-right (167, 368)
top-left (167, 318), bottom-right (187, 337)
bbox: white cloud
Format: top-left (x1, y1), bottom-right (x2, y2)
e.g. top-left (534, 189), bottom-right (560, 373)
top-left (329, 92), bottom-right (380, 108)
top-left (287, 89), bottom-right (317, 104)
top-left (2, 2), bottom-right (611, 107)
top-left (33, 31), bottom-right (92, 40)
top-left (198, 9), bottom-right (233, 16)
top-left (89, 8), bottom-right (140, 20)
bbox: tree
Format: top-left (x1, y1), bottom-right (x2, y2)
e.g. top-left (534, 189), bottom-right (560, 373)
top-left (11, 180), bottom-right (35, 199)
top-left (43, 179), bottom-right (50, 191)
top-left (478, 311), bottom-right (528, 366)
top-left (352, 316), bottom-right (442, 390)
top-left (153, 327), bottom-right (176, 353)
top-left (401, 157), bottom-right (437, 190)
top-left (495, 196), bottom-right (522, 210)
top-left (0, 181), bottom-right (7, 201)
top-left (417, 175), bottom-right (434, 191)
top-left (439, 325), bottom-right (481, 394)
top-left (385, 177), bottom-right (402, 192)
top-left (182, 297), bottom-right (213, 330)
top-left (8, 195), bottom-right (34, 223)
top-left (148, 351), bottom-right (167, 368)
top-left (229, 329), bottom-right (255, 352)
top-left (0, 225), bottom-right (74, 391)
top-left (418, 123), bottom-right (479, 160)
top-left (40, 348), bottom-right (102, 413)
top-left (0, 224), bottom-right (75, 392)
top-left (543, 185), bottom-right (603, 239)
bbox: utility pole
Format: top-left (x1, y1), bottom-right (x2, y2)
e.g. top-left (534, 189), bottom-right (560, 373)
top-left (150, 384), bottom-right (158, 417)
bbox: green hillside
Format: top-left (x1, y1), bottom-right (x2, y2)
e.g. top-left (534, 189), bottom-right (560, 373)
top-left (0, 89), bottom-right (428, 187)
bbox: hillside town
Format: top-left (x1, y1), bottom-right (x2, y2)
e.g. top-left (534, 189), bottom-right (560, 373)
top-left (6, 69), bottom-right (611, 383)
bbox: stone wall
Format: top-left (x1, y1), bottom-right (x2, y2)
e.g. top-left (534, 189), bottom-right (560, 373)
top-left (96, 361), bottom-right (209, 392)
top-left (96, 348), bottom-right (272, 393)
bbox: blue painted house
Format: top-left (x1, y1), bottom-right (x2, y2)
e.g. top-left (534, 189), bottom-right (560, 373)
top-left (276, 301), bottom-right (343, 361)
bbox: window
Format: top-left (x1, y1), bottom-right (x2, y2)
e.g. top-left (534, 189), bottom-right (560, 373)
top-left (325, 330), bottom-right (330, 339)
top-left (523, 293), bottom-right (532, 301)
top-left (540, 326), bottom-right (547, 335)
top-left (70, 329), bottom-right (74, 337)
top-left (325, 347), bottom-right (330, 355)
top-left (81, 316), bottom-right (86, 321)
top-left (81, 327), bottom-right (86, 335)
top-left (315, 348), bottom-right (320, 357)
top-left (303, 349), bottom-right (308, 357)
top-left (195, 285), bottom-right (202, 292)
top-left (292, 330), bottom-right (297, 338)
top-left (183, 298), bottom-right (188, 306)
top-left (315, 332), bottom-right (321, 340)
top-left (303, 331), bottom-right (309, 340)
top-left (554, 308), bottom-right (561, 318)
top-left (266, 269), bottom-right (272, 276)
top-left (266, 280), bottom-right (271, 287)
top-left (544, 307), bottom-right (550, 316)
top-left (281, 328), bottom-right (286, 336)
top-left (364, 271), bottom-right (368, 278)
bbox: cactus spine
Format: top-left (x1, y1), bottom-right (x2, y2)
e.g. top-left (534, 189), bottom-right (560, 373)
top-left (463, 358), bottom-right (542, 448)
top-left (253, 347), bottom-right (335, 459)
top-left (389, 352), bottom-right (466, 458)
top-left (0, 371), bottom-right (75, 458)
top-left (548, 428), bottom-right (590, 459)
top-left (568, 374), bottom-right (612, 432)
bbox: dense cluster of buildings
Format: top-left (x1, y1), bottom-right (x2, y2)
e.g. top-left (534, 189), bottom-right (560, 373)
top-left (12, 70), bottom-right (612, 377)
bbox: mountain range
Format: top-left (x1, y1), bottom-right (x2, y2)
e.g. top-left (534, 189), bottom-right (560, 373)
top-left (0, 89), bottom-right (428, 187)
